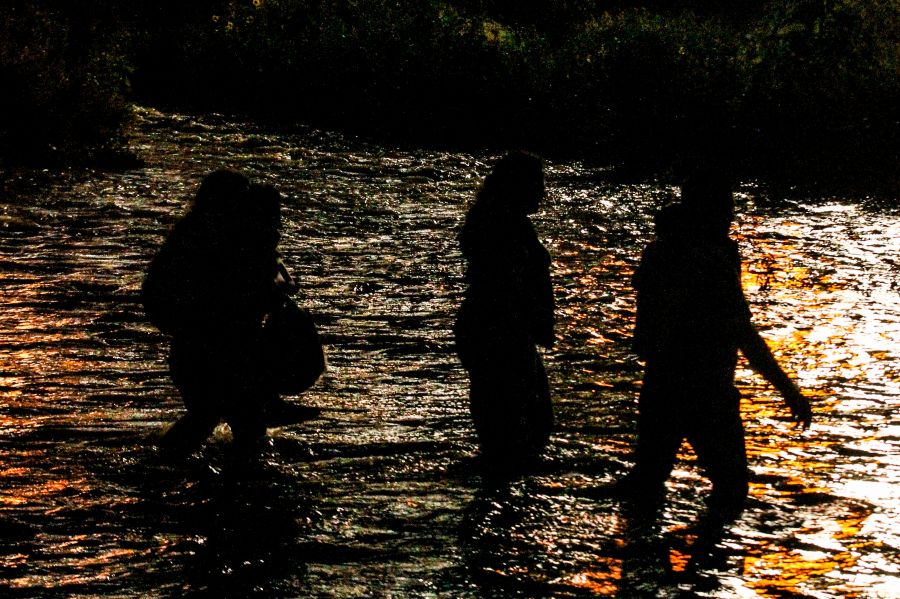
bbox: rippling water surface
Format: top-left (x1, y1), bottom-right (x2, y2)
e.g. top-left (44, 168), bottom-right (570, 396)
top-left (1, 108), bottom-right (898, 597)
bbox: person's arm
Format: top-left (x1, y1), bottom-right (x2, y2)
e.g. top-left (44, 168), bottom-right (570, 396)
top-left (631, 249), bottom-right (652, 360)
top-left (739, 326), bottom-right (812, 428)
top-left (275, 258), bottom-right (299, 294)
top-left (525, 227), bottom-right (555, 349)
top-left (721, 237), bottom-right (810, 428)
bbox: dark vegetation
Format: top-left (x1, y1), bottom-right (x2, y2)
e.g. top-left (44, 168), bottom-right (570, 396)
top-left (0, 1), bottom-right (131, 165)
top-left (2, 0), bottom-right (898, 192)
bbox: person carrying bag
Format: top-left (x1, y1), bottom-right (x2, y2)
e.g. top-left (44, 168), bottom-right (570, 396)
top-left (143, 171), bottom-right (325, 454)
top-left (263, 261), bottom-right (326, 396)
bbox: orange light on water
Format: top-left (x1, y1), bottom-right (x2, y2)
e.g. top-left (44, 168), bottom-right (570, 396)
top-left (743, 543), bottom-right (859, 597)
top-left (565, 558), bottom-right (623, 596)
top-left (0, 475), bottom-right (88, 507)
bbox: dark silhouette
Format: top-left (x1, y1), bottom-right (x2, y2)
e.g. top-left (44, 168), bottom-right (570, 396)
top-left (619, 169), bottom-right (812, 522)
top-left (142, 170), bottom-right (315, 454)
top-left (454, 151), bottom-right (555, 469)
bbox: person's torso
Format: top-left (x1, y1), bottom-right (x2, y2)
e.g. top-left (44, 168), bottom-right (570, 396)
top-left (633, 235), bottom-right (749, 384)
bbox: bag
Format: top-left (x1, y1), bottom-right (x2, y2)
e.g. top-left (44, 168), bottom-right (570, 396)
top-left (264, 296), bottom-right (326, 394)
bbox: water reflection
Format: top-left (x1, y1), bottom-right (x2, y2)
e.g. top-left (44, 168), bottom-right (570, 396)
top-left (0, 108), bottom-right (897, 596)
top-left (728, 203), bottom-right (900, 598)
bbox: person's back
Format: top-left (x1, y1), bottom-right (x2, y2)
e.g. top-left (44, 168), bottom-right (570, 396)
top-left (143, 170), bottom-right (279, 337)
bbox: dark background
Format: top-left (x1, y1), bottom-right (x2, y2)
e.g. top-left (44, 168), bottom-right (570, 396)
top-left (1, 0), bottom-right (898, 192)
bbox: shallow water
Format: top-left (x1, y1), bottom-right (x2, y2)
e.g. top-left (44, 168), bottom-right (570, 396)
top-left (1, 107), bottom-right (898, 597)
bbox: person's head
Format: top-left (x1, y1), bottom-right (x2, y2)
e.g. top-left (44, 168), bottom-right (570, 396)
top-left (679, 167), bottom-right (734, 236)
top-left (247, 182), bottom-right (282, 240)
top-left (654, 202), bottom-right (688, 240)
top-left (192, 169), bottom-right (251, 215)
top-left (479, 150), bottom-right (545, 216)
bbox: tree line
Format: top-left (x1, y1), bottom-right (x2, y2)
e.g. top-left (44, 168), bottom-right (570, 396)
top-left (1, 0), bottom-right (897, 192)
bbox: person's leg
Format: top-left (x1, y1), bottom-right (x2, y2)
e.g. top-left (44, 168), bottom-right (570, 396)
top-left (223, 351), bottom-right (272, 451)
top-left (688, 390), bottom-right (749, 524)
top-left (469, 366), bottom-right (535, 468)
top-left (161, 379), bottom-right (220, 454)
top-left (525, 349), bottom-right (553, 455)
top-left (469, 369), bottom-right (516, 459)
top-left (226, 404), bottom-right (268, 451)
top-left (619, 386), bottom-right (684, 499)
top-left (160, 408), bottom-right (220, 454)
top-left (466, 333), bottom-right (552, 469)
top-left (161, 341), bottom-right (221, 454)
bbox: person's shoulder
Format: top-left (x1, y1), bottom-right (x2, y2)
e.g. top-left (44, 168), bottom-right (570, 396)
top-left (640, 238), bottom-right (674, 262)
top-left (634, 240), bottom-right (669, 284)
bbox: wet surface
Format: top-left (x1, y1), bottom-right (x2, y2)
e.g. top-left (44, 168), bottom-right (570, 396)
top-left (1, 107), bottom-right (898, 597)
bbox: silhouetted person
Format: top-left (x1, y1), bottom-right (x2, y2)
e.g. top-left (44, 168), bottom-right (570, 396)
top-left (454, 151), bottom-right (555, 469)
top-left (142, 170), bottom-right (306, 454)
top-left (620, 170), bottom-right (812, 522)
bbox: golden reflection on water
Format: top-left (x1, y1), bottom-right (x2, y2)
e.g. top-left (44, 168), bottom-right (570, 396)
top-left (0, 469), bottom-right (89, 505)
top-left (744, 547), bottom-right (860, 596)
top-left (2, 117), bottom-right (898, 597)
top-left (547, 206), bottom-right (900, 597)
top-left (741, 498), bottom-right (880, 598)
top-left (727, 210), bottom-right (900, 598)
top-left (565, 558), bottom-right (623, 596)
top-left (5, 545), bottom-right (149, 590)
top-left (0, 260), bottom-right (166, 587)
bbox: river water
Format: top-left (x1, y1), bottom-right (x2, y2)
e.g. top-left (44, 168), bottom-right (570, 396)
top-left (1, 107), bottom-right (897, 597)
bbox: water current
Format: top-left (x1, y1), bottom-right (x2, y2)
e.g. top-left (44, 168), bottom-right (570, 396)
top-left (1, 107), bottom-right (898, 597)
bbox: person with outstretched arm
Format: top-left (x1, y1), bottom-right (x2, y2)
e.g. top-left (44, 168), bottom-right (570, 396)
top-left (618, 171), bottom-right (812, 523)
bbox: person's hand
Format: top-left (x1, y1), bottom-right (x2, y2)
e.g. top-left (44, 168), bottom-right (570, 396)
top-left (783, 385), bottom-right (812, 430)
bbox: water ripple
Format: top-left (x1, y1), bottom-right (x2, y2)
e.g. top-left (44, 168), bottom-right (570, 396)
top-left (0, 108), bottom-right (896, 597)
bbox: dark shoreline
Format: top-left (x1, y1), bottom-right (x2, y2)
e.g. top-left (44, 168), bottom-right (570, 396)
top-left (2, 1), bottom-right (897, 197)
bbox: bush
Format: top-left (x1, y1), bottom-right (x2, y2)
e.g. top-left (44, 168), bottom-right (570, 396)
top-left (546, 11), bottom-right (743, 167)
top-left (739, 0), bottom-right (900, 188)
top-left (128, 0), bottom-right (524, 146)
top-left (5, 0), bottom-right (897, 190)
top-left (0, 1), bottom-right (132, 164)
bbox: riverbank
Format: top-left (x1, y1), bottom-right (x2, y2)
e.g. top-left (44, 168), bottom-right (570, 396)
top-left (2, 1), bottom-right (898, 194)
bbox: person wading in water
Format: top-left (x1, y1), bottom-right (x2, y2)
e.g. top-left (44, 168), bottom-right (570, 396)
top-left (455, 151), bottom-right (556, 471)
top-left (618, 170), bottom-right (812, 523)
top-left (143, 170), bottom-right (317, 455)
